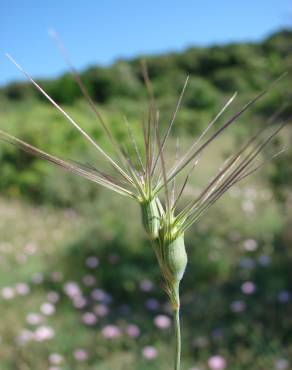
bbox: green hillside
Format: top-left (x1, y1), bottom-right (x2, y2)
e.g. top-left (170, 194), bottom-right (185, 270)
top-left (0, 29), bottom-right (291, 370)
top-left (0, 29), bottom-right (291, 205)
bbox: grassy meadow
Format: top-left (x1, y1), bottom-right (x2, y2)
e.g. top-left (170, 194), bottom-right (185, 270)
top-left (0, 30), bottom-right (291, 370)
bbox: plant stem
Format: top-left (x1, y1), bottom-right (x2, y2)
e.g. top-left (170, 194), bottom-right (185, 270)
top-left (173, 307), bottom-right (181, 370)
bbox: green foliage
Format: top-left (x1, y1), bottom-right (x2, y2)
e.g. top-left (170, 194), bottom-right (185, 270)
top-left (0, 29), bottom-right (291, 206)
top-left (3, 81), bottom-right (36, 100)
top-left (183, 76), bottom-right (219, 110)
top-left (2, 29), bottom-right (291, 110)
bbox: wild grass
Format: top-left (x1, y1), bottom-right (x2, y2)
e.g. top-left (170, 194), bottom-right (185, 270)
top-left (0, 37), bottom-right (290, 369)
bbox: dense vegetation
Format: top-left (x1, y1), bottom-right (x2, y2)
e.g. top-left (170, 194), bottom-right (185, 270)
top-left (0, 29), bottom-right (291, 370)
top-left (0, 30), bottom-right (292, 206)
top-left (2, 30), bottom-right (292, 107)
top-left (0, 29), bottom-right (291, 205)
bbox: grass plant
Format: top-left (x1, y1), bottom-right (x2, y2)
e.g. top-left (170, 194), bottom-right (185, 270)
top-left (0, 46), bottom-right (289, 370)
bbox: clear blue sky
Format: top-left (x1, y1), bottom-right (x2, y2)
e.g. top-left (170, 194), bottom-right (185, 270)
top-left (0, 0), bottom-right (291, 86)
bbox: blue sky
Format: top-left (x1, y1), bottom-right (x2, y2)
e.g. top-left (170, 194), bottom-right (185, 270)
top-left (0, 0), bottom-right (291, 86)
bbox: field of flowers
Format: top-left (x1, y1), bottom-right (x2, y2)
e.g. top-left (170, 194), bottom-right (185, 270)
top-left (0, 143), bottom-right (291, 369)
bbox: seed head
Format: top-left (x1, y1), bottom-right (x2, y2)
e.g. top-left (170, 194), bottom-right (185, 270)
top-left (0, 51), bottom-right (288, 240)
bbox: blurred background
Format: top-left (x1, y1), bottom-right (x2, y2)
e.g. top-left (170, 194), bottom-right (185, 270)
top-left (0, 1), bottom-right (292, 369)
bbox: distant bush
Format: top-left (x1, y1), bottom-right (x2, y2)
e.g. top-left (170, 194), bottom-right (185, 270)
top-left (184, 76), bottom-right (219, 110)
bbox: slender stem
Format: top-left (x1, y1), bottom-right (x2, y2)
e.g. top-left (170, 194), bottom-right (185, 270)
top-left (173, 307), bottom-right (181, 370)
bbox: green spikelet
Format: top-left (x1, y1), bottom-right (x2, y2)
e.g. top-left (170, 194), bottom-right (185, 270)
top-left (153, 230), bottom-right (188, 309)
top-left (162, 233), bottom-right (187, 283)
top-left (140, 197), bottom-right (160, 240)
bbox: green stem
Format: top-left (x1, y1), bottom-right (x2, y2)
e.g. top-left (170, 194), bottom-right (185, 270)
top-left (174, 307), bottom-right (181, 370)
